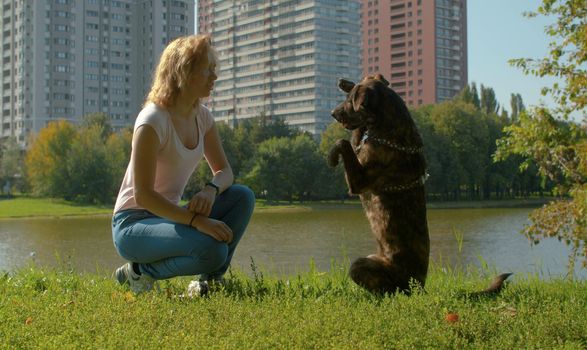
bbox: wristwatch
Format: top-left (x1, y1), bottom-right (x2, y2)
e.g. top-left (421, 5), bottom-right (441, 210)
top-left (205, 182), bottom-right (220, 196)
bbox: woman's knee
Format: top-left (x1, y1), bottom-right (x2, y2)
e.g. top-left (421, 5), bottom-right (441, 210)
top-left (199, 242), bottom-right (229, 271)
top-left (229, 184), bottom-right (255, 210)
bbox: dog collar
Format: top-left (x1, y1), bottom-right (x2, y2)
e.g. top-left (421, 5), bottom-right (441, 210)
top-left (356, 131), bottom-right (424, 154)
top-left (380, 172), bottom-right (430, 193)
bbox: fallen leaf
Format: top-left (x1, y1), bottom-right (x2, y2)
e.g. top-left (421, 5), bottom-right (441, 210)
top-left (25, 317), bottom-right (33, 325)
top-left (445, 312), bottom-right (459, 323)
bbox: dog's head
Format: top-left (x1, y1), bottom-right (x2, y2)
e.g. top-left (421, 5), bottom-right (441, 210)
top-left (331, 74), bottom-right (408, 131)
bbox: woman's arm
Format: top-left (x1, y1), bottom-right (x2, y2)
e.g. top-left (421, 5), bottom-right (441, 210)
top-left (132, 124), bottom-right (232, 242)
top-left (187, 122), bottom-right (234, 215)
top-left (204, 123), bottom-right (234, 192)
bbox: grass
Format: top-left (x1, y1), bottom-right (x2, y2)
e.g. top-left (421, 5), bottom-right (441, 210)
top-left (1, 261), bottom-right (586, 349)
top-left (0, 197), bottom-right (112, 219)
top-left (0, 196), bottom-right (549, 219)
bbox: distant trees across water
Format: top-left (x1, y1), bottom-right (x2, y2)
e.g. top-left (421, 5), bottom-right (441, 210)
top-left (0, 86), bottom-right (563, 204)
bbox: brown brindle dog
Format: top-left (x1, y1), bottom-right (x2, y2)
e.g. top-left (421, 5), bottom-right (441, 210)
top-left (328, 74), bottom-right (430, 295)
top-left (328, 74), bottom-right (512, 296)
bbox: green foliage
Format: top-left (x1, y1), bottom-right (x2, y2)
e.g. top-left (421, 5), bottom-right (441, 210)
top-left (105, 127), bottom-right (133, 193)
top-left (1, 266), bottom-right (586, 349)
top-left (499, 0), bottom-right (587, 269)
top-left (66, 125), bottom-right (114, 204)
top-left (20, 98), bottom-right (551, 205)
top-left (431, 101), bottom-right (490, 198)
top-left (479, 84), bottom-right (500, 115)
top-left (510, 93), bottom-right (526, 121)
top-left (25, 120), bottom-right (77, 199)
top-left (245, 135), bottom-right (323, 202)
top-left (495, 110), bottom-right (586, 268)
top-left (0, 136), bottom-right (25, 195)
top-left (509, 0), bottom-right (587, 117)
top-left (25, 117), bottom-right (131, 205)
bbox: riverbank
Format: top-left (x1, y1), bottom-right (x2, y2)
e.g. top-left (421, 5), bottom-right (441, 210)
top-left (1, 264), bottom-right (585, 349)
top-left (0, 196), bottom-right (551, 219)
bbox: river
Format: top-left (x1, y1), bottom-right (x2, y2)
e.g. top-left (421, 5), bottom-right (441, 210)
top-left (0, 207), bottom-right (585, 279)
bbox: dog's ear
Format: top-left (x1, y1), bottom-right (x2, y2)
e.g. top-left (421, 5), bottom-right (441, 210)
top-left (338, 79), bottom-right (355, 93)
top-left (374, 74), bottom-right (389, 86)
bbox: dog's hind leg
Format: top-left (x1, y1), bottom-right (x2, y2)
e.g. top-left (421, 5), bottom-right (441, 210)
top-left (350, 255), bottom-right (412, 295)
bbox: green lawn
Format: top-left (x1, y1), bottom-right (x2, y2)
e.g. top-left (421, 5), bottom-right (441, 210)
top-left (0, 197), bottom-right (364, 219)
top-left (1, 263), bottom-right (585, 349)
top-left (0, 196), bottom-right (550, 219)
top-left (0, 197), bottom-right (112, 218)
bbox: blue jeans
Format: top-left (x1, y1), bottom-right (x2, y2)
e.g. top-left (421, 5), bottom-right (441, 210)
top-left (112, 185), bottom-right (255, 280)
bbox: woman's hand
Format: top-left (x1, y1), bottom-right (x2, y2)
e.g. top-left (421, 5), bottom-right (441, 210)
top-left (187, 187), bottom-right (216, 216)
top-left (192, 216), bottom-right (233, 243)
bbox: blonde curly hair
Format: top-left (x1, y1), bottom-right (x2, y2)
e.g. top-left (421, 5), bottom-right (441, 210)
top-left (145, 35), bottom-right (218, 107)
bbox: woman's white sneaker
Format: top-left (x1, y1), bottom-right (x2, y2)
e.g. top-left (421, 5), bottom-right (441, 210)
top-left (113, 262), bottom-right (157, 294)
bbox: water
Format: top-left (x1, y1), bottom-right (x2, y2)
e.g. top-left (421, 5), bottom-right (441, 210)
top-left (0, 207), bottom-right (585, 279)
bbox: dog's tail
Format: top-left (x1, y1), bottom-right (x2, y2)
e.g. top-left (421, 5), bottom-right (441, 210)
top-left (467, 272), bottom-right (513, 298)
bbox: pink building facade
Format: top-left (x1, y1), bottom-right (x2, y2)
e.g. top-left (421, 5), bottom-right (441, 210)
top-left (362, 0), bottom-right (467, 107)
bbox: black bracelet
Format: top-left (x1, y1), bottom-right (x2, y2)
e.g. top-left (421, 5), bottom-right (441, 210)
top-left (205, 182), bottom-right (220, 196)
top-left (189, 212), bottom-right (198, 227)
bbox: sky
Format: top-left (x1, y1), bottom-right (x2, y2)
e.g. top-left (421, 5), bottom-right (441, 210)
top-left (467, 0), bottom-right (560, 114)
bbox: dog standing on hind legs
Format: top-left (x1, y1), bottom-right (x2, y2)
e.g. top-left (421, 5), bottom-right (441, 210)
top-left (328, 74), bottom-right (511, 295)
top-left (328, 74), bottom-right (430, 295)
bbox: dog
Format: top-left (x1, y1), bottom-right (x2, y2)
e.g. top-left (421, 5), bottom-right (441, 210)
top-left (328, 74), bottom-right (511, 295)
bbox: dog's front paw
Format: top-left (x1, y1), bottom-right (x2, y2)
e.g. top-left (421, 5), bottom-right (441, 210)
top-left (328, 148), bottom-right (340, 167)
top-left (328, 144), bottom-right (342, 167)
top-left (328, 140), bottom-right (351, 167)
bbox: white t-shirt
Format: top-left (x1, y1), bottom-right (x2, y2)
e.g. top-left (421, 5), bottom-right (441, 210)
top-left (113, 103), bottom-right (215, 213)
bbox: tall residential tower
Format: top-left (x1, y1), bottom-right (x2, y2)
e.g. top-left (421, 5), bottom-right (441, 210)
top-left (197, 0), bottom-right (362, 135)
top-left (362, 0), bottom-right (467, 107)
top-left (0, 0), bottom-right (195, 146)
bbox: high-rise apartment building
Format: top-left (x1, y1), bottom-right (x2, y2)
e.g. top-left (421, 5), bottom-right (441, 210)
top-left (197, 0), bottom-right (362, 135)
top-left (362, 0), bottom-right (467, 107)
top-left (0, 0), bottom-right (195, 146)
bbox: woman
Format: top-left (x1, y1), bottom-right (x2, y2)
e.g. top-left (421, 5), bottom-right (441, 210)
top-left (111, 35), bottom-right (255, 294)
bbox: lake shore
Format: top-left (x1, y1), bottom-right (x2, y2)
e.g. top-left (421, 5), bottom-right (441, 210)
top-left (0, 196), bottom-right (551, 219)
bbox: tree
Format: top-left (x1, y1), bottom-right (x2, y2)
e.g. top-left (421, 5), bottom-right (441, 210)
top-left (0, 137), bottom-right (24, 195)
top-left (25, 120), bottom-right (77, 198)
top-left (66, 124), bottom-right (114, 204)
top-left (470, 83), bottom-right (481, 109)
top-left (480, 84), bottom-right (500, 115)
top-left (510, 93), bottom-right (526, 121)
top-left (498, 0), bottom-right (587, 270)
top-left (82, 112), bottom-right (112, 141)
top-left (431, 101), bottom-right (490, 200)
top-left (244, 135), bottom-right (322, 202)
top-left (106, 126), bottom-right (133, 194)
top-left (509, 1), bottom-right (586, 118)
top-left (457, 82), bottom-right (481, 109)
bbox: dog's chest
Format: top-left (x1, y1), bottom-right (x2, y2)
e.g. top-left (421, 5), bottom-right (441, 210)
top-left (355, 143), bottom-right (391, 167)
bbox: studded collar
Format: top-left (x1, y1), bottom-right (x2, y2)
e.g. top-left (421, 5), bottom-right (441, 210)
top-left (354, 131), bottom-right (429, 193)
top-left (354, 131), bottom-right (424, 154)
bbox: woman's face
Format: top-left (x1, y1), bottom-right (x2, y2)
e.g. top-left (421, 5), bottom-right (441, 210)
top-left (188, 53), bottom-right (217, 99)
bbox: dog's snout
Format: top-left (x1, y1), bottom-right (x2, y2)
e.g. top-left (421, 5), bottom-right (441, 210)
top-left (331, 103), bottom-right (345, 119)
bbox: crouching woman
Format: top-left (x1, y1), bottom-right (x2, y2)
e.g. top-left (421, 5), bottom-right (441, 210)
top-left (111, 35), bottom-right (255, 294)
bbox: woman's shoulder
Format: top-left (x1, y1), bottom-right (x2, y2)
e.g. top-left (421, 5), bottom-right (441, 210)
top-left (198, 103), bottom-right (212, 117)
top-left (197, 103), bottom-right (215, 132)
top-left (138, 103), bottom-right (168, 119)
top-left (136, 103), bottom-right (170, 126)
top-left (134, 103), bottom-right (170, 144)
